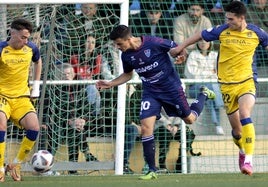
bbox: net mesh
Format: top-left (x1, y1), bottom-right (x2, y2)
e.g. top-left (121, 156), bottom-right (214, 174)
top-left (2, 1), bottom-right (268, 174)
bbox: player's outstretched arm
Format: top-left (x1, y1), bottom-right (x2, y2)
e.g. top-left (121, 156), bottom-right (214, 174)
top-left (96, 71), bottom-right (133, 90)
top-left (96, 80), bottom-right (111, 90)
top-left (169, 48), bottom-right (187, 64)
top-left (170, 31), bottom-right (203, 60)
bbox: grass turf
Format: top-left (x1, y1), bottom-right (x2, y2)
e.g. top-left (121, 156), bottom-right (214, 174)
top-left (1, 173), bottom-right (268, 187)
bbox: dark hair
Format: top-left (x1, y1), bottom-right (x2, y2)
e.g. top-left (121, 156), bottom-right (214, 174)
top-left (109, 25), bottom-right (132, 40)
top-left (140, 0), bottom-right (170, 11)
top-left (142, 2), bottom-right (161, 11)
top-left (196, 40), bottom-right (213, 56)
top-left (189, 0), bottom-right (204, 9)
top-left (224, 1), bottom-right (247, 16)
top-left (10, 18), bottom-right (33, 33)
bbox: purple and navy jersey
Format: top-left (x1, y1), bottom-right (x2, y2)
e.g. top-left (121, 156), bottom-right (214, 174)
top-left (121, 36), bottom-right (180, 92)
top-left (122, 36), bottom-right (192, 119)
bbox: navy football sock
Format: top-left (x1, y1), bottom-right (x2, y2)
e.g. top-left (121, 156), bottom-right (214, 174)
top-left (142, 135), bottom-right (157, 172)
top-left (190, 93), bottom-right (206, 117)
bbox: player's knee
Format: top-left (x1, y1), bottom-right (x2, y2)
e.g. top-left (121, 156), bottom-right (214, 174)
top-left (183, 118), bottom-right (194, 124)
top-left (183, 114), bottom-right (196, 124)
top-left (141, 126), bottom-right (154, 137)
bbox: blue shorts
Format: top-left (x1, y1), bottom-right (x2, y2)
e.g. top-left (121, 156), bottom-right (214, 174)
top-left (140, 86), bottom-right (191, 120)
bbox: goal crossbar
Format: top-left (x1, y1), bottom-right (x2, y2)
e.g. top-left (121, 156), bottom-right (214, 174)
top-left (0, 0), bottom-right (126, 4)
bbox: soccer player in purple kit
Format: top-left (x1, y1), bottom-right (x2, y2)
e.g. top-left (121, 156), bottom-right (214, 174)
top-left (96, 25), bottom-right (215, 180)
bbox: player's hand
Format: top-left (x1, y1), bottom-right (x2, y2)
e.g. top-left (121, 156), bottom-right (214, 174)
top-left (167, 124), bottom-right (178, 136)
top-left (96, 80), bottom-right (111, 90)
top-left (174, 55), bottom-right (186, 64)
top-left (170, 45), bottom-right (183, 58)
top-left (174, 48), bottom-right (187, 64)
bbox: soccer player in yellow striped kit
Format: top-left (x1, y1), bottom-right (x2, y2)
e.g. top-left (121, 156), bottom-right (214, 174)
top-left (170, 1), bottom-right (268, 176)
top-left (0, 18), bottom-right (42, 182)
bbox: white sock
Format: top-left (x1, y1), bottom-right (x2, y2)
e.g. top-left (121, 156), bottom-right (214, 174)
top-left (244, 155), bottom-right (253, 165)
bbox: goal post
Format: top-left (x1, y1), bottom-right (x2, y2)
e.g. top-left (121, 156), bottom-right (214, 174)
top-left (5, 0), bottom-right (127, 4)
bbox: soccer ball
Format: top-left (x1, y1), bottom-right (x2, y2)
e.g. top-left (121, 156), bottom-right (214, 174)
top-left (30, 150), bottom-right (54, 173)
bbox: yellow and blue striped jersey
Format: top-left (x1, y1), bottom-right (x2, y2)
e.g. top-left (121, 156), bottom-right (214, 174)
top-left (0, 41), bottom-right (40, 98)
top-left (202, 24), bottom-right (268, 84)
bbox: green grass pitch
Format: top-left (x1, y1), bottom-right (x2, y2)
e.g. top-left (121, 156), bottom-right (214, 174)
top-left (1, 173), bottom-right (268, 187)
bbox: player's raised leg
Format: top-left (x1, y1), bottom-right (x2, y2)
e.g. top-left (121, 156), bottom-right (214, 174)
top-left (187, 86), bottom-right (216, 123)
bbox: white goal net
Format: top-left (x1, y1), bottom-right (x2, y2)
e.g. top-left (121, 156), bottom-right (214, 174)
top-left (2, 0), bottom-right (129, 175)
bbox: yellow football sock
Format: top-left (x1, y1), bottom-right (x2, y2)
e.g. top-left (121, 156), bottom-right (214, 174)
top-left (16, 136), bottom-right (35, 163)
top-left (232, 130), bottom-right (244, 151)
top-left (242, 123), bottom-right (255, 155)
top-left (0, 142), bottom-right (6, 168)
top-left (233, 136), bottom-right (244, 151)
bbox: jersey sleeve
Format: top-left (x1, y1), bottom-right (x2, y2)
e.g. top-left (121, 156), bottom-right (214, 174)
top-left (201, 24), bottom-right (228, 42)
top-left (248, 24), bottom-right (268, 48)
top-left (28, 41), bottom-right (41, 62)
top-left (157, 37), bottom-right (178, 52)
top-left (121, 54), bottom-right (133, 73)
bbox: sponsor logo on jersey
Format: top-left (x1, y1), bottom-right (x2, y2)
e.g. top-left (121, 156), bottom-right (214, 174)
top-left (144, 49), bottom-right (151, 57)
